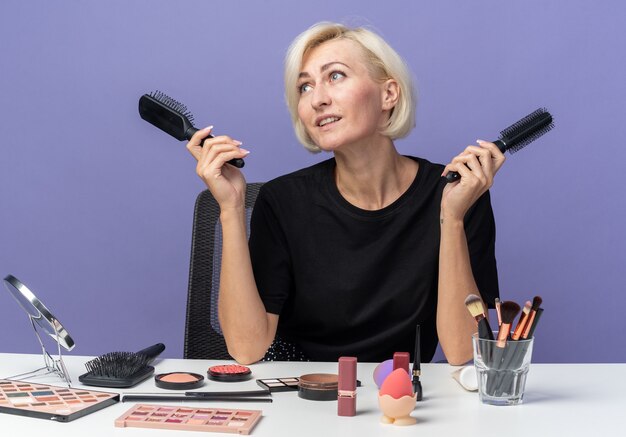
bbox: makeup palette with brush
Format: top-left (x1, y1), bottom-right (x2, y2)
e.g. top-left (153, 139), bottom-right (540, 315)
top-left (0, 379), bottom-right (118, 422)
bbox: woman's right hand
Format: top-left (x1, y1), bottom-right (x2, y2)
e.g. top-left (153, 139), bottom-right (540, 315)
top-left (186, 126), bottom-right (250, 211)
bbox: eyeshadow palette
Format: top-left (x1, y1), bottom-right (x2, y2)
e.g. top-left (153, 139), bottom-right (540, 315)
top-left (0, 379), bottom-right (119, 422)
top-left (115, 404), bottom-right (262, 434)
top-left (256, 377), bottom-right (300, 392)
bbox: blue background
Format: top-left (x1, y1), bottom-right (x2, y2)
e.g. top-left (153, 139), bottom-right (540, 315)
top-left (1, 0), bottom-right (624, 363)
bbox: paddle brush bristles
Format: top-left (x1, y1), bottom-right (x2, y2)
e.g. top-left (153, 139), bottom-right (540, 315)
top-left (84, 352), bottom-right (152, 378)
top-left (149, 91), bottom-right (195, 125)
top-left (79, 343), bottom-right (165, 388)
top-left (139, 92), bottom-right (194, 141)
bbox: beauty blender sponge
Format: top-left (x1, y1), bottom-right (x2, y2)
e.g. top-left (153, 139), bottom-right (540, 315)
top-left (373, 359), bottom-right (394, 388)
top-left (379, 368), bottom-right (414, 399)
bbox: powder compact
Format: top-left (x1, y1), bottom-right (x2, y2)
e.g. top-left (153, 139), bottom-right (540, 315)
top-left (207, 365), bottom-right (252, 382)
top-left (298, 373), bottom-right (339, 401)
top-left (155, 372), bottom-right (204, 390)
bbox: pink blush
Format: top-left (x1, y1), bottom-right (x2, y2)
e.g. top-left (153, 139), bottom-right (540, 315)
top-left (159, 373), bottom-right (198, 383)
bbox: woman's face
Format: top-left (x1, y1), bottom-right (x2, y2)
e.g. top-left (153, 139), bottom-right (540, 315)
top-left (296, 39), bottom-right (392, 152)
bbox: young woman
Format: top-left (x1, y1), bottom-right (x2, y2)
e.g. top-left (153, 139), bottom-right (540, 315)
top-left (186, 22), bottom-right (504, 365)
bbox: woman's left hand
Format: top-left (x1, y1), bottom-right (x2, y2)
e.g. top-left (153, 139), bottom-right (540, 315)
top-left (441, 140), bottom-right (506, 221)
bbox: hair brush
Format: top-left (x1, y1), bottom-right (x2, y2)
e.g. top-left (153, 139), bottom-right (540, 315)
top-left (138, 91), bottom-right (245, 168)
top-left (445, 107), bottom-right (554, 182)
top-left (78, 343), bottom-right (165, 388)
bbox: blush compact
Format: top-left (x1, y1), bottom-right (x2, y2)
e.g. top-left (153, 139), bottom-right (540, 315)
top-left (154, 372), bottom-right (204, 390)
top-left (207, 364), bottom-right (252, 382)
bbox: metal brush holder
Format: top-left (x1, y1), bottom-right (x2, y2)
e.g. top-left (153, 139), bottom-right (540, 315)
top-left (2, 275), bottom-right (75, 386)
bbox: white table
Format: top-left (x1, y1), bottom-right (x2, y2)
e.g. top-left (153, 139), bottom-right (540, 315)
top-left (0, 353), bottom-right (623, 436)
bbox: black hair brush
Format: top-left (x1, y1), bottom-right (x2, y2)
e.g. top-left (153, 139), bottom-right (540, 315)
top-left (139, 91), bottom-right (245, 168)
top-left (445, 107), bottom-right (554, 182)
top-left (78, 343), bottom-right (165, 388)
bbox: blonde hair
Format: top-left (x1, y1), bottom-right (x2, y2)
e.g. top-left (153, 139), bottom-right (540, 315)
top-left (284, 22), bottom-right (417, 152)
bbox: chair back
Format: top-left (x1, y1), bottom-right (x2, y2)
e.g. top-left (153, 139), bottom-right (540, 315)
top-left (184, 183), bottom-right (263, 359)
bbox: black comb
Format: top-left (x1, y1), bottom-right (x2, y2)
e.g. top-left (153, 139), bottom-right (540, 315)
top-left (139, 91), bottom-right (245, 168)
top-left (445, 108), bottom-right (554, 182)
top-left (78, 343), bottom-right (165, 388)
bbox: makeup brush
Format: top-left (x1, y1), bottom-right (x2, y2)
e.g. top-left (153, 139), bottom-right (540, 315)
top-left (139, 91), bottom-right (245, 168)
top-left (522, 296), bottom-right (543, 339)
top-left (412, 324), bottom-right (423, 401)
top-left (495, 302), bottom-right (520, 346)
top-left (495, 298), bottom-right (502, 327)
top-left (525, 307), bottom-right (543, 338)
top-left (445, 107), bottom-right (554, 182)
top-left (497, 306), bottom-right (544, 396)
top-left (464, 294), bottom-right (494, 340)
top-left (511, 300), bottom-right (532, 340)
top-left (485, 301), bottom-right (520, 395)
top-left (492, 301), bottom-right (521, 368)
top-left (79, 343), bottom-right (165, 388)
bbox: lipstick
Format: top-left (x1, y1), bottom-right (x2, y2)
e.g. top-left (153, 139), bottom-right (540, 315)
top-left (338, 357), bottom-right (357, 417)
top-left (393, 352), bottom-right (410, 374)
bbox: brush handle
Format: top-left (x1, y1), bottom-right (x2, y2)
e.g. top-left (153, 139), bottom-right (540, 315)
top-left (477, 318), bottom-right (495, 341)
top-left (444, 140), bottom-right (505, 183)
top-left (484, 343), bottom-right (507, 395)
top-left (188, 127), bottom-right (245, 168)
top-left (413, 380), bottom-right (423, 401)
top-left (493, 341), bottom-right (531, 396)
top-left (122, 395), bottom-right (272, 403)
top-left (185, 390), bottom-right (270, 398)
top-left (136, 343), bottom-right (165, 364)
top-left (494, 309), bottom-right (542, 395)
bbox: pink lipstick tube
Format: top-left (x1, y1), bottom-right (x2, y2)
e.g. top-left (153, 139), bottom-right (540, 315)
top-left (338, 357), bottom-right (357, 417)
top-left (393, 352), bottom-right (410, 374)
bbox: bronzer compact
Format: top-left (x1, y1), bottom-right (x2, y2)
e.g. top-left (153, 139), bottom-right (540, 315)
top-left (297, 374), bottom-right (339, 401)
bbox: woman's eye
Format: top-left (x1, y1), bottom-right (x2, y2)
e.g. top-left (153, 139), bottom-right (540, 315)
top-left (330, 71), bottom-right (345, 81)
top-left (299, 83), bottom-right (312, 94)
